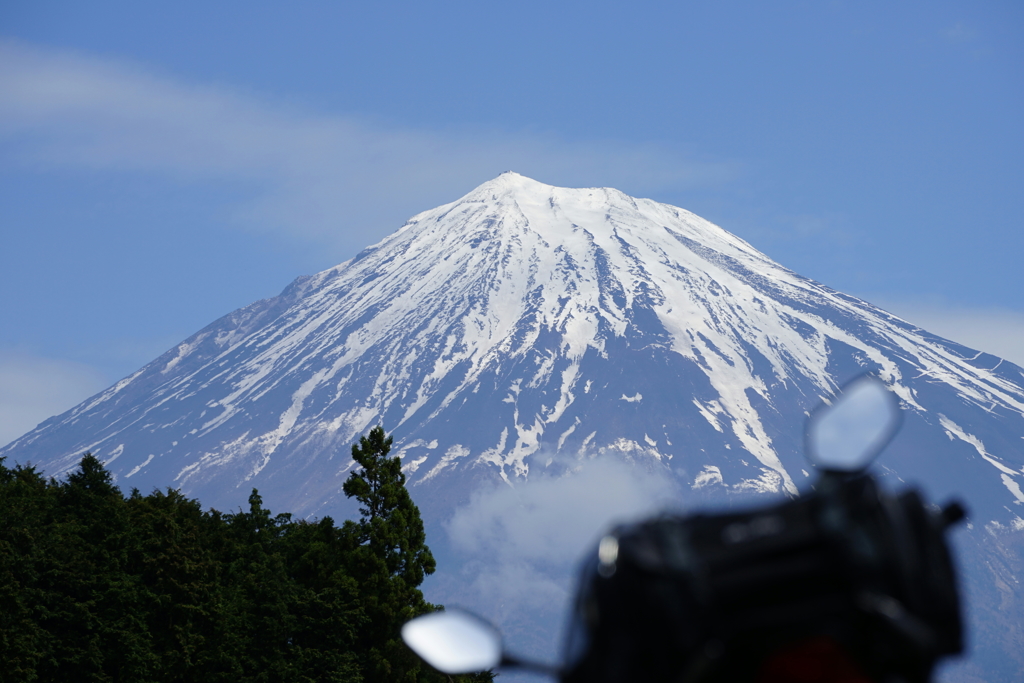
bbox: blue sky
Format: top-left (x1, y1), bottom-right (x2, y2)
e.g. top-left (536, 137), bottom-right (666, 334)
top-left (1, 0), bottom-right (1022, 446)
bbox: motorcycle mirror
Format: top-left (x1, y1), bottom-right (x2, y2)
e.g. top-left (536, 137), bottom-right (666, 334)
top-left (401, 609), bottom-right (502, 674)
top-left (806, 374), bottom-right (902, 473)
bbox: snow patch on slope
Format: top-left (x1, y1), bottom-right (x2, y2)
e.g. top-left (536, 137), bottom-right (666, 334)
top-left (7, 172), bottom-right (1024, 513)
top-left (939, 414), bottom-right (1024, 502)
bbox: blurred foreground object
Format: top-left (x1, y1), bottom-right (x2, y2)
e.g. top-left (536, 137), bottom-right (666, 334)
top-left (563, 375), bottom-right (964, 683)
top-left (403, 375), bottom-right (966, 683)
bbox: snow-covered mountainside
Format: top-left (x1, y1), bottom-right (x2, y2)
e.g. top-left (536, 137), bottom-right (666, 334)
top-left (4, 172), bottom-right (1024, 679)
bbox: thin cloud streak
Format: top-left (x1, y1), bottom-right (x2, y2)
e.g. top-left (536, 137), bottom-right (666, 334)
top-left (0, 40), bottom-right (737, 256)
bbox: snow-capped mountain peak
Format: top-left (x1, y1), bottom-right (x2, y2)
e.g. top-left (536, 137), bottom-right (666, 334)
top-left (4, 174), bottom-right (1023, 520)
top-left (6, 173), bottom-right (1024, 680)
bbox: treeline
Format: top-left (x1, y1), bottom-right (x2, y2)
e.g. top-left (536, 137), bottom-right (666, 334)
top-left (0, 427), bottom-right (492, 683)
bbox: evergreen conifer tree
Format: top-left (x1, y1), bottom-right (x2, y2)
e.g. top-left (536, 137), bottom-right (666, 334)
top-left (343, 427), bottom-right (436, 587)
top-left (342, 426), bottom-right (493, 683)
top-left (125, 486), bottom-right (228, 681)
top-left (48, 453), bottom-right (156, 680)
top-left (342, 426), bottom-right (436, 683)
top-left (0, 458), bottom-right (56, 679)
top-left (1, 443), bottom-right (490, 682)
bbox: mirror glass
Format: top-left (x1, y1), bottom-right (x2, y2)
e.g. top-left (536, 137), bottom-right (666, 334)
top-left (401, 610), bottom-right (502, 674)
top-left (806, 375), bottom-right (902, 472)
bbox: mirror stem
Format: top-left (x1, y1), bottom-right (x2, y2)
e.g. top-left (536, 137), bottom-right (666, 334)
top-left (500, 653), bottom-right (561, 677)
top-left (941, 501), bottom-right (967, 529)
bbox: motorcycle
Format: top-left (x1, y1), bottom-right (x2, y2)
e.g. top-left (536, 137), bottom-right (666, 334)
top-left (403, 375), bottom-right (966, 683)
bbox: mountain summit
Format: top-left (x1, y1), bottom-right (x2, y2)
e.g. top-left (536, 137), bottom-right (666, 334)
top-left (4, 174), bottom-right (1024, 677)
top-left (6, 172), bottom-right (1024, 518)
top-left (7, 173), bottom-right (1022, 517)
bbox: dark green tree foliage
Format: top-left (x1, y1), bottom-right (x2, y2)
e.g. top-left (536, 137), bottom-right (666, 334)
top-left (0, 435), bottom-right (492, 683)
top-left (0, 461), bottom-right (58, 680)
top-left (125, 487), bottom-right (230, 679)
top-left (342, 427), bottom-right (437, 683)
top-left (47, 454), bottom-right (155, 680)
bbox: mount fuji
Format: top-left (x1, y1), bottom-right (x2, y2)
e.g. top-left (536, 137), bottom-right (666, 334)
top-left (4, 172), bottom-right (1023, 680)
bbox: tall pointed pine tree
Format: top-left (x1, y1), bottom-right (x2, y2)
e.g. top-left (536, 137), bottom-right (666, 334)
top-left (342, 426), bottom-right (436, 683)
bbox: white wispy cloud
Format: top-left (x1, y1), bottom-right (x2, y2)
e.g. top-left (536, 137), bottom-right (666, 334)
top-left (943, 22), bottom-right (978, 44)
top-left (0, 40), bottom-right (735, 257)
top-left (443, 455), bottom-right (683, 619)
top-left (0, 350), bottom-right (107, 449)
